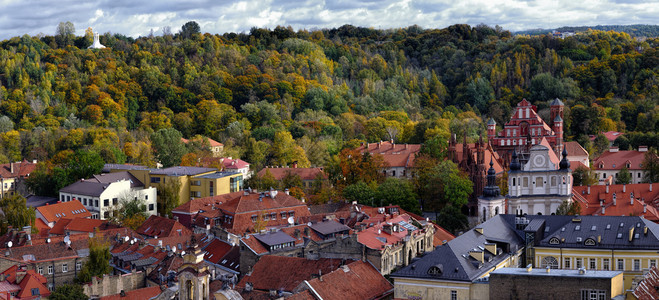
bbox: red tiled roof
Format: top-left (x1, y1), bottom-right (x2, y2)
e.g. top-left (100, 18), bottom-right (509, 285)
top-left (453, 143), bottom-right (504, 174)
top-left (221, 157), bottom-right (250, 169)
top-left (257, 167), bottom-right (327, 181)
top-left (357, 214), bottom-right (419, 250)
top-left (539, 137), bottom-right (560, 166)
top-left (633, 266), bottom-right (659, 300)
top-left (355, 141), bottom-right (421, 168)
top-left (16, 271), bottom-right (50, 299)
top-left (590, 131), bottom-right (624, 142)
top-left (303, 260), bottom-right (393, 300)
top-left (433, 224), bottom-right (456, 246)
top-left (572, 183), bottom-right (659, 221)
top-left (593, 149), bottom-right (649, 171)
top-left (48, 217), bottom-right (117, 235)
top-left (565, 141), bottom-right (588, 157)
top-left (136, 215), bottom-right (192, 238)
top-left (237, 256), bottom-right (348, 292)
top-left (571, 161), bottom-right (589, 171)
top-left (0, 160), bottom-right (36, 178)
top-left (241, 234), bottom-right (268, 255)
top-left (172, 191), bottom-right (242, 214)
top-left (181, 137), bottom-right (223, 147)
top-left (35, 200), bottom-right (91, 224)
top-left (99, 286), bottom-right (161, 300)
top-left (288, 290), bottom-right (315, 300)
top-left (202, 239), bottom-right (232, 264)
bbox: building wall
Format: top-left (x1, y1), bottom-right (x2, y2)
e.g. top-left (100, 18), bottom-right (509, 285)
top-left (489, 272), bottom-right (623, 300)
top-left (394, 278), bottom-right (475, 300)
top-left (59, 181), bottom-right (157, 220)
top-left (0, 256), bottom-right (88, 291)
top-left (595, 170), bottom-right (647, 185)
top-left (534, 247), bottom-right (657, 294)
top-left (82, 271), bottom-right (146, 298)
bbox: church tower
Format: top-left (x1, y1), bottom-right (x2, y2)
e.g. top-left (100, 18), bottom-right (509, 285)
top-left (178, 236), bottom-right (210, 300)
top-left (478, 159), bottom-right (505, 222)
top-left (550, 98), bottom-right (564, 128)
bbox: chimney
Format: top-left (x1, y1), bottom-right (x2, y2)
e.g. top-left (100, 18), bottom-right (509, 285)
top-left (9, 162), bottom-right (13, 174)
top-left (587, 186), bottom-right (590, 194)
top-left (631, 195), bottom-right (634, 205)
top-left (639, 146), bottom-right (648, 152)
top-left (623, 184), bottom-right (626, 193)
top-left (613, 193), bottom-right (617, 206)
top-left (650, 183), bottom-right (653, 192)
top-left (606, 184), bottom-right (609, 194)
top-left (644, 204), bottom-right (647, 213)
top-left (601, 206), bottom-right (605, 215)
top-left (292, 162), bottom-right (298, 168)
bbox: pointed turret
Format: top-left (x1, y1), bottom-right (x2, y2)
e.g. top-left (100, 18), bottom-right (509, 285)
top-left (483, 158), bottom-right (500, 197)
top-left (559, 146), bottom-right (571, 170)
top-left (510, 149), bottom-right (521, 171)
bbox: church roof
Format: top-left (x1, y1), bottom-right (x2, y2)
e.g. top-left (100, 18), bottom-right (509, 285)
top-left (553, 115), bottom-right (563, 123)
top-left (487, 118), bottom-right (496, 125)
top-left (551, 98), bottom-right (564, 106)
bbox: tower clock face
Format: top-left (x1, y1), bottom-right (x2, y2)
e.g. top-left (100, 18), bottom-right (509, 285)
top-left (533, 155), bottom-right (545, 168)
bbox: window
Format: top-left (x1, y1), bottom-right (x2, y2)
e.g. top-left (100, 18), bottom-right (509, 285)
top-left (104, 211), bottom-right (109, 219)
top-left (209, 181), bottom-right (214, 196)
top-left (82, 198), bottom-right (87, 205)
top-left (191, 180), bottom-right (201, 186)
top-left (634, 259), bottom-right (640, 271)
top-left (551, 176), bottom-right (557, 186)
top-left (31, 288), bottom-right (39, 296)
top-left (190, 191), bottom-right (201, 198)
top-left (103, 199), bottom-right (109, 207)
top-left (536, 177), bottom-right (544, 187)
top-left (523, 177), bottom-right (529, 187)
top-left (251, 215), bottom-right (257, 222)
top-left (603, 259), bottom-right (610, 270)
top-left (150, 177), bottom-right (161, 183)
top-left (289, 211), bottom-right (295, 217)
top-left (95, 200), bottom-right (99, 207)
top-left (590, 258), bottom-right (596, 270)
top-left (650, 259), bottom-right (657, 268)
top-left (451, 290), bottom-right (457, 300)
top-left (617, 259), bottom-right (624, 270)
top-left (581, 289), bottom-right (606, 300)
top-left (47, 265), bottom-right (53, 275)
top-left (281, 212), bottom-right (287, 219)
top-left (76, 262), bottom-right (81, 271)
top-left (541, 256), bottom-right (559, 269)
top-left (62, 263), bottom-right (68, 273)
top-left (145, 195), bottom-right (148, 200)
top-left (112, 198), bottom-right (118, 205)
top-left (564, 258), bottom-right (571, 269)
top-left (38, 266), bottom-right (43, 275)
top-left (60, 195), bottom-right (64, 201)
top-left (576, 258), bottom-right (583, 268)
top-left (66, 195), bottom-right (70, 201)
top-left (149, 204), bottom-right (154, 211)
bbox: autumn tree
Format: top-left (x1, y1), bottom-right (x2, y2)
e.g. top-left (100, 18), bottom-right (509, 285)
top-left (572, 166), bottom-right (598, 186)
top-left (0, 194), bottom-right (36, 234)
top-left (159, 177), bottom-right (181, 218)
top-left (338, 148), bottom-right (388, 187)
top-left (556, 200), bottom-right (581, 216)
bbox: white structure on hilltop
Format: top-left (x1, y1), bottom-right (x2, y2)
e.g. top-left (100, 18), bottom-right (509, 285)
top-left (507, 144), bottom-right (573, 215)
top-left (88, 32), bottom-right (106, 49)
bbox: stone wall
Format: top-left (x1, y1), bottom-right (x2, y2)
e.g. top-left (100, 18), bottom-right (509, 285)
top-left (83, 271), bottom-right (146, 298)
top-left (489, 272), bottom-right (621, 300)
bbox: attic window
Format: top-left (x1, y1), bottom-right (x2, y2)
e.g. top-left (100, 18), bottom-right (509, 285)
top-left (576, 237), bottom-right (582, 242)
top-left (606, 224), bottom-right (611, 230)
top-left (591, 226), bottom-right (596, 231)
top-left (617, 233), bottom-right (623, 239)
top-left (427, 264), bottom-right (443, 276)
top-left (612, 164), bottom-right (616, 168)
top-left (620, 223), bottom-right (624, 228)
top-left (561, 227), bottom-right (566, 232)
top-left (575, 225), bottom-right (580, 231)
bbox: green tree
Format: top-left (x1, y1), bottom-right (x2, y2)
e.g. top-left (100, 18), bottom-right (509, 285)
top-left (418, 135), bottom-right (448, 160)
top-left (642, 149), bottom-right (659, 183)
top-left (49, 284), bottom-right (87, 300)
top-left (593, 134), bottom-right (610, 157)
top-left (151, 128), bottom-right (186, 167)
top-left (56, 21), bottom-right (75, 47)
top-left (415, 159), bottom-right (472, 212)
top-left (281, 171), bottom-right (303, 189)
top-left (159, 177), bottom-right (182, 218)
top-left (556, 200), bottom-right (581, 216)
top-left (375, 178), bottom-right (419, 214)
top-left (76, 234), bottom-right (112, 283)
top-left (572, 166), bottom-right (598, 186)
top-left (615, 166), bottom-right (632, 184)
top-left (109, 192), bottom-right (148, 229)
top-left (342, 181), bottom-right (376, 205)
top-left (180, 21), bottom-right (201, 39)
top-left (0, 194), bottom-right (36, 234)
top-left (436, 205), bottom-right (468, 234)
top-left (465, 76), bottom-right (493, 113)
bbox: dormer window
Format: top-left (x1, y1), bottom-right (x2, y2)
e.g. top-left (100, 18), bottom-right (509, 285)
top-left (599, 162), bottom-right (604, 169)
top-left (626, 163), bottom-right (631, 168)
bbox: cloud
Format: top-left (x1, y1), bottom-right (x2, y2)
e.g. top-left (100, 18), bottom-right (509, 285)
top-left (0, 0), bottom-right (656, 39)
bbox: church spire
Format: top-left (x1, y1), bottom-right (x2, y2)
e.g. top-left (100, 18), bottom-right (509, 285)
top-left (559, 145), bottom-right (571, 170)
top-left (483, 158), bottom-right (500, 197)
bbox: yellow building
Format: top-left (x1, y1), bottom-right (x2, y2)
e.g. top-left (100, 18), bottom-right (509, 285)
top-left (391, 215), bottom-right (524, 300)
top-left (0, 160), bottom-right (37, 198)
top-left (531, 215), bottom-right (659, 299)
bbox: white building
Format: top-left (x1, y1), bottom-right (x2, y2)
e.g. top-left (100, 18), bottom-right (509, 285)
top-left (59, 171), bottom-right (157, 220)
top-left (507, 143), bottom-right (573, 215)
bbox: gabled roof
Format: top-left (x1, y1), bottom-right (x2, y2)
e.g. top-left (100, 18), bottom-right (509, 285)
top-left (573, 183), bottom-right (659, 221)
top-left (593, 149), bottom-right (648, 170)
top-left (355, 141), bottom-right (422, 168)
top-left (237, 256), bottom-right (348, 292)
top-left (91, 171), bottom-right (144, 188)
top-left (58, 180), bottom-right (109, 197)
top-left (136, 215), bottom-right (192, 238)
top-left (35, 200), bottom-right (91, 223)
top-left (302, 260), bottom-right (393, 300)
top-left (16, 270), bottom-right (50, 299)
top-left (49, 217), bottom-right (111, 235)
top-left (257, 167), bottom-right (327, 181)
top-left (172, 191), bottom-right (242, 214)
top-left (181, 136), bottom-right (223, 148)
top-left (221, 157), bottom-right (250, 169)
top-left (357, 214), bottom-right (420, 250)
top-left (100, 286), bottom-right (161, 300)
top-left (0, 160), bottom-right (36, 178)
top-left (539, 138), bottom-right (561, 166)
top-left (309, 220), bottom-right (350, 236)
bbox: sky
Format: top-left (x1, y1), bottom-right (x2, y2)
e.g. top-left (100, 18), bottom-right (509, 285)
top-left (0, 0), bottom-right (657, 39)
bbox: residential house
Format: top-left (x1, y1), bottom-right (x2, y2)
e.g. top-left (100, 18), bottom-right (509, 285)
top-left (236, 256), bottom-right (350, 298)
top-left (219, 157), bottom-right (251, 180)
top-left (507, 141), bottom-right (573, 215)
top-left (572, 183), bottom-right (659, 221)
top-left (355, 140), bottom-right (421, 178)
top-left (0, 160), bottom-right (36, 199)
top-left (489, 267), bottom-right (624, 300)
top-left (257, 167), bottom-right (327, 190)
top-left (202, 238), bottom-right (240, 281)
top-left (565, 141), bottom-right (590, 168)
top-left (292, 260), bottom-right (394, 300)
top-left (49, 218), bottom-right (120, 236)
top-left (488, 98), bottom-right (565, 166)
top-left (59, 171), bottom-right (157, 220)
top-left (135, 215), bottom-right (192, 239)
top-left (181, 136), bottom-right (224, 157)
top-left (0, 265), bottom-right (50, 299)
top-left (171, 191), bottom-right (242, 228)
top-left (390, 215), bottom-right (526, 300)
top-left (593, 147), bottom-right (652, 184)
top-left (590, 131), bottom-right (624, 147)
top-left (35, 200), bottom-right (91, 228)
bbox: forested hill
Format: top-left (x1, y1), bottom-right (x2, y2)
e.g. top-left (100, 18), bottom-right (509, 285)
top-left (0, 23), bottom-right (657, 180)
top-left (516, 24), bottom-right (659, 38)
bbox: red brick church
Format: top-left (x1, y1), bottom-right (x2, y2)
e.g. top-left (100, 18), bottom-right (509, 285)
top-left (488, 98), bottom-right (564, 166)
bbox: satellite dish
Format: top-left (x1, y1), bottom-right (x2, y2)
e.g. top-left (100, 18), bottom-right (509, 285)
top-left (181, 251), bottom-right (186, 256)
top-left (307, 222), bottom-right (312, 227)
top-left (287, 217), bottom-right (294, 225)
top-left (124, 236), bottom-right (129, 242)
top-left (172, 246), bottom-right (177, 253)
top-left (130, 240), bottom-right (134, 245)
top-left (64, 236), bottom-right (70, 244)
top-left (7, 241), bottom-right (12, 248)
top-left (46, 238), bottom-right (51, 244)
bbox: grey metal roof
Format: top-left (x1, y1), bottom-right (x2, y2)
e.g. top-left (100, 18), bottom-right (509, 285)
top-left (59, 180), bottom-right (107, 197)
top-left (92, 171), bottom-right (144, 188)
top-left (253, 231), bottom-right (296, 246)
top-left (102, 163), bottom-right (151, 172)
top-left (553, 115), bottom-right (563, 123)
top-left (310, 220), bottom-right (351, 235)
top-left (133, 257), bottom-right (159, 267)
top-left (525, 218), bottom-right (546, 232)
top-left (196, 171), bottom-right (240, 179)
top-left (487, 118), bottom-right (496, 125)
top-left (151, 166), bottom-right (216, 176)
top-left (551, 98), bottom-right (564, 106)
top-left (392, 215), bottom-right (524, 282)
top-left (26, 195), bottom-right (58, 208)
